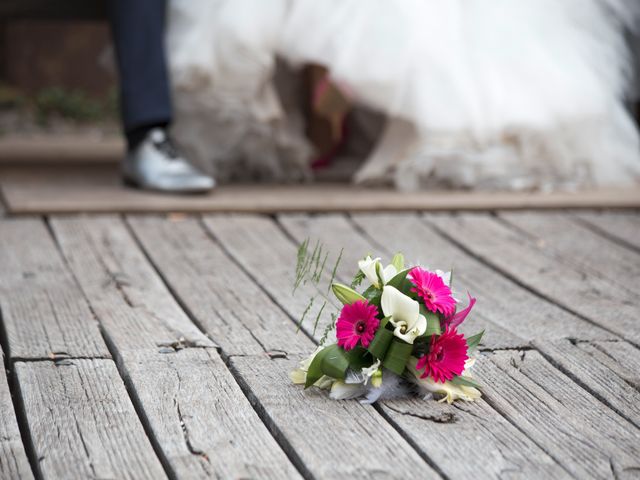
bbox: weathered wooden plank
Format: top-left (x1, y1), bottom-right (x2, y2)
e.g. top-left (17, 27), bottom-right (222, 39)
top-left (193, 214), bottom-right (568, 478)
top-left (0, 346), bottom-right (34, 480)
top-left (425, 213), bottom-right (640, 346)
top-left (475, 350), bottom-right (640, 479)
top-left (50, 215), bottom-right (301, 478)
top-left (534, 340), bottom-right (640, 428)
top-left (128, 215), bottom-right (442, 479)
top-left (231, 355), bottom-right (444, 479)
top-left (49, 215), bottom-right (215, 353)
top-left (578, 340), bottom-right (640, 390)
top-left (201, 214), bottom-right (338, 343)
top-left (350, 213), bottom-right (612, 345)
top-left (3, 166), bottom-right (640, 214)
top-left (127, 215), bottom-right (311, 357)
top-left (122, 349), bottom-right (302, 479)
top-left (576, 211), bottom-right (640, 251)
top-left (278, 213), bottom-right (375, 282)
top-left (0, 218), bottom-right (109, 359)
top-left (499, 212), bottom-right (640, 294)
top-left (15, 359), bottom-right (166, 480)
top-left (378, 397), bottom-right (567, 479)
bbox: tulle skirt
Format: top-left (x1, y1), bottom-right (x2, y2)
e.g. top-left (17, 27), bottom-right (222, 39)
top-left (167, 0), bottom-right (640, 189)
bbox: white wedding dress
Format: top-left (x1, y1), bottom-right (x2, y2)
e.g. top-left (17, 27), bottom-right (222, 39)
top-left (167, 0), bottom-right (640, 190)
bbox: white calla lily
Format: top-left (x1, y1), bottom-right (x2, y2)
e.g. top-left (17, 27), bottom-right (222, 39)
top-left (381, 286), bottom-right (427, 344)
top-left (358, 256), bottom-right (397, 288)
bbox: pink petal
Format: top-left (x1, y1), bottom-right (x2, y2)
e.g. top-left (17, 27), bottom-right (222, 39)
top-left (448, 293), bottom-right (476, 329)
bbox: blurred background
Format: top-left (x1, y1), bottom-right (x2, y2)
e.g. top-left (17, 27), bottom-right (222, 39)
top-left (0, 1), bottom-right (639, 199)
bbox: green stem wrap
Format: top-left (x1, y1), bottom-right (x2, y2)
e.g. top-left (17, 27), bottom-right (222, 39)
top-left (382, 339), bottom-right (413, 375)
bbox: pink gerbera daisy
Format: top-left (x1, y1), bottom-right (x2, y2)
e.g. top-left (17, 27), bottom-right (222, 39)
top-left (408, 267), bottom-right (456, 317)
top-left (336, 300), bottom-right (380, 351)
top-left (415, 329), bottom-right (468, 383)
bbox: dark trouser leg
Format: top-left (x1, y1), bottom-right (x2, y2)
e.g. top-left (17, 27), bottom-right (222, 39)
top-left (107, 0), bottom-right (172, 148)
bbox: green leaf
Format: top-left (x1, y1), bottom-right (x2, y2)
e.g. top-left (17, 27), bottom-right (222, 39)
top-left (361, 285), bottom-right (382, 307)
top-left (344, 347), bottom-right (373, 370)
top-left (321, 344), bottom-right (350, 380)
top-left (350, 270), bottom-right (366, 289)
top-left (304, 344), bottom-right (350, 388)
top-left (367, 321), bottom-right (394, 360)
top-left (466, 330), bottom-right (485, 352)
top-left (305, 346), bottom-right (330, 388)
top-left (423, 310), bottom-right (442, 336)
top-left (391, 252), bottom-right (405, 272)
top-left (387, 268), bottom-right (411, 291)
top-left (331, 283), bottom-right (366, 305)
top-left (382, 338), bottom-right (413, 376)
top-left (450, 375), bottom-right (482, 389)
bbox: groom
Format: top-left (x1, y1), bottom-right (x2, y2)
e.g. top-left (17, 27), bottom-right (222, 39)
top-left (107, 0), bottom-right (214, 193)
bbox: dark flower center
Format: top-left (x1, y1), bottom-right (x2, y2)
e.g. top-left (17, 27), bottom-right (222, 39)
top-left (355, 320), bottom-right (367, 334)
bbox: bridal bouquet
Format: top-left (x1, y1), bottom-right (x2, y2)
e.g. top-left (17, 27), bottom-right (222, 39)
top-left (290, 248), bottom-right (483, 404)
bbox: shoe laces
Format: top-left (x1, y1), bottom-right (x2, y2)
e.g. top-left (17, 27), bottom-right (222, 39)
top-left (151, 131), bottom-right (180, 160)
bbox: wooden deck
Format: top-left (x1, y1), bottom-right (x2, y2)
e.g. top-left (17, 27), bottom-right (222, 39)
top-left (1, 207), bottom-right (639, 478)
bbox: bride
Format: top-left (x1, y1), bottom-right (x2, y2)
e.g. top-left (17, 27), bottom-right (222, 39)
top-left (166, 0), bottom-right (640, 191)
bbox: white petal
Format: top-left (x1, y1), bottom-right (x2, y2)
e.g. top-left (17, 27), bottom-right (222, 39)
top-left (381, 286), bottom-right (419, 323)
top-left (392, 316), bottom-right (425, 344)
top-left (382, 264), bottom-right (398, 283)
top-left (436, 269), bottom-right (452, 286)
top-left (330, 380), bottom-right (367, 400)
top-left (358, 256), bottom-right (381, 287)
top-left (413, 314), bottom-right (427, 337)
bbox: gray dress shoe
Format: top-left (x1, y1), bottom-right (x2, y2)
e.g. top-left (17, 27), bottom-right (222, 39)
top-left (122, 128), bottom-right (215, 193)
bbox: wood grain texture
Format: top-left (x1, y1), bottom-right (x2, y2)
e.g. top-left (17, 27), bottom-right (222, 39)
top-left (499, 211), bottom-right (640, 295)
top-left (201, 214), bottom-right (339, 343)
top-left (49, 215), bottom-right (215, 353)
top-left (128, 216), bottom-right (442, 479)
top-left (351, 213), bottom-right (612, 345)
top-left (0, 346), bottom-right (34, 480)
top-left (15, 359), bottom-right (166, 480)
top-left (121, 349), bottom-right (302, 479)
top-left (127, 215), bottom-right (311, 357)
top-left (277, 213), bottom-right (376, 282)
top-left (534, 340), bottom-right (640, 428)
top-left (576, 211), bottom-right (640, 251)
top-left (425, 213), bottom-right (640, 346)
top-left (231, 354), bottom-right (440, 479)
top-left (50, 215), bottom-right (299, 478)
top-left (378, 397), bottom-right (567, 479)
top-left (475, 350), bottom-right (640, 479)
top-left (578, 340), bottom-right (640, 390)
top-left (0, 218), bottom-right (109, 359)
top-left (3, 166), bottom-right (639, 213)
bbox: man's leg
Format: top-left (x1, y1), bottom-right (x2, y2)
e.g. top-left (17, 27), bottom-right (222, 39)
top-left (106, 0), bottom-right (214, 193)
top-left (107, 0), bottom-right (172, 149)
